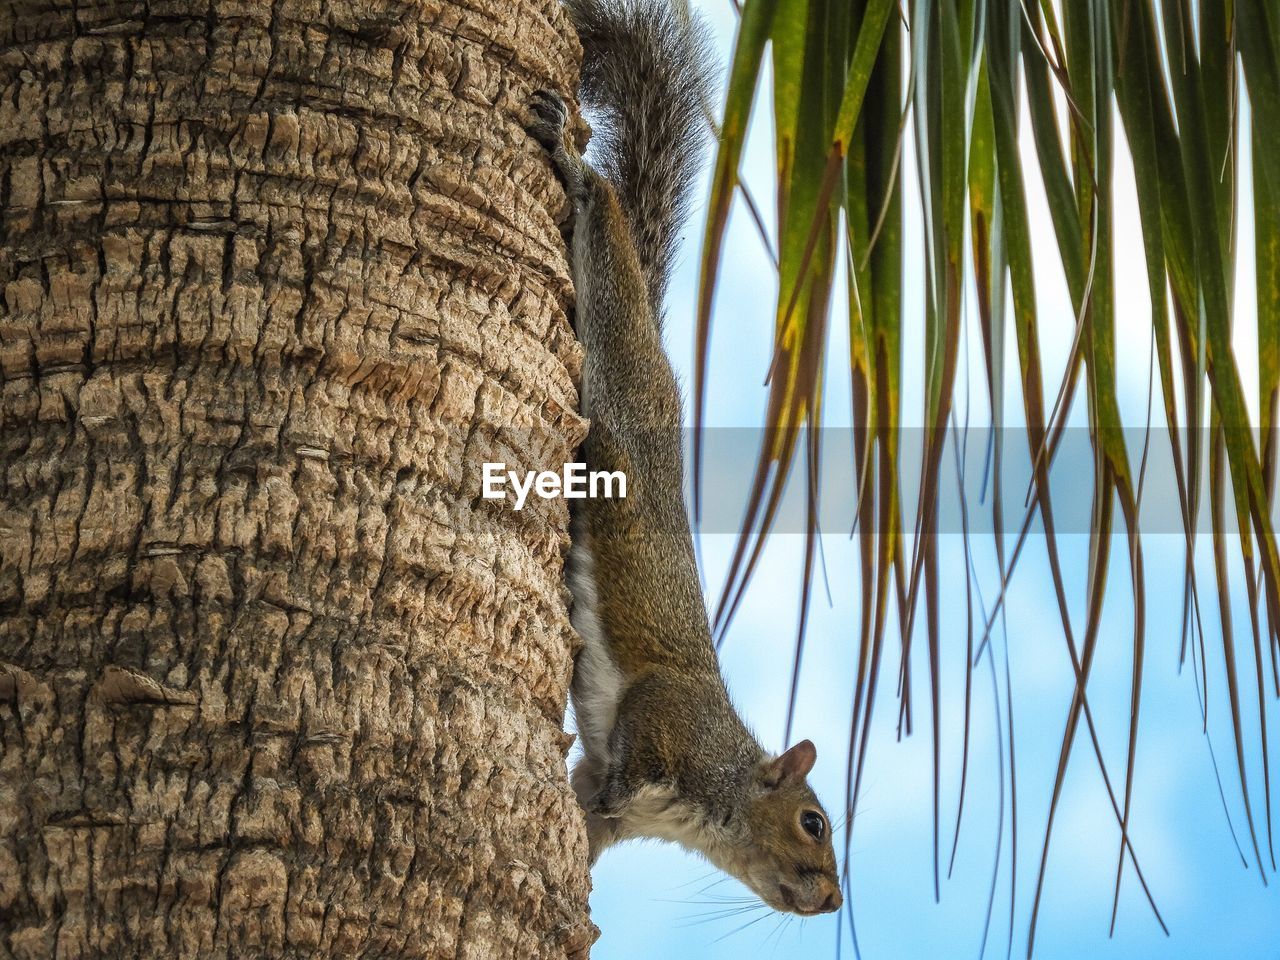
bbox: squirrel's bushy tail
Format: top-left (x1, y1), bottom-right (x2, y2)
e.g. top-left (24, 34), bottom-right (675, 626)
top-left (567, 0), bottom-right (715, 323)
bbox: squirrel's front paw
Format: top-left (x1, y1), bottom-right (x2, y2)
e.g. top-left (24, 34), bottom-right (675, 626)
top-left (587, 780), bottom-right (630, 819)
top-left (526, 89), bottom-right (569, 153)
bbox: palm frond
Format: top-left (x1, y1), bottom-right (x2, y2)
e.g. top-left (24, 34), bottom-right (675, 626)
top-left (696, 0), bottom-right (1280, 951)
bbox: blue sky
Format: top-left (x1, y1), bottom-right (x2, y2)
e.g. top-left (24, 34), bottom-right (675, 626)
top-left (577, 3), bottom-right (1280, 958)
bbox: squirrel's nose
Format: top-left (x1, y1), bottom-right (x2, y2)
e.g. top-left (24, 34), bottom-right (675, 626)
top-left (780, 881), bottom-right (842, 915)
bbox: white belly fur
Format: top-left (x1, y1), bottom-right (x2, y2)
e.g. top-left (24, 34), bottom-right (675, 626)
top-left (566, 523), bottom-right (624, 795)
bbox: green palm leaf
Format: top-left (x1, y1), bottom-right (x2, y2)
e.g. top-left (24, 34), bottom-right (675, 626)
top-left (694, 0), bottom-right (1280, 950)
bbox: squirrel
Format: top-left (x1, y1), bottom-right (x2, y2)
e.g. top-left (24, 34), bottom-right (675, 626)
top-left (527, 0), bottom-right (843, 917)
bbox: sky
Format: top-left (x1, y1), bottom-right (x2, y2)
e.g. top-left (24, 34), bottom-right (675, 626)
top-left (575, 3), bottom-right (1280, 958)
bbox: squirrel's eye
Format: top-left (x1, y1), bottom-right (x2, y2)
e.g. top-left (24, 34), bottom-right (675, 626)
top-left (800, 810), bottom-right (826, 840)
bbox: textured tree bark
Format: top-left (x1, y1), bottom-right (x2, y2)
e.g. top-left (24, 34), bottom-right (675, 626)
top-left (0, 1), bottom-right (593, 957)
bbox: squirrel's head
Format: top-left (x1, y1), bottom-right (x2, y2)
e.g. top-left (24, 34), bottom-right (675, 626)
top-left (733, 739), bottom-right (843, 916)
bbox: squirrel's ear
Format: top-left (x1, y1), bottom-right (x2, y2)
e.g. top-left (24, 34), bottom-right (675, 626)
top-left (762, 739), bottom-right (817, 787)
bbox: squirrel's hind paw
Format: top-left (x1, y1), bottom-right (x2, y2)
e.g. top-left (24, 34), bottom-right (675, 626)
top-left (526, 90), bottom-right (586, 199)
top-left (527, 89), bottom-right (570, 148)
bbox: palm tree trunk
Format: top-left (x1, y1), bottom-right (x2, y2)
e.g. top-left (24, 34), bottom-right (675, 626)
top-left (0, 1), bottom-right (592, 956)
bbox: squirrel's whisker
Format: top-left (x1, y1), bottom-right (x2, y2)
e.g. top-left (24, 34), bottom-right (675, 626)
top-left (655, 895), bottom-right (761, 906)
top-left (671, 869), bottom-right (720, 890)
top-left (674, 905), bottom-right (768, 928)
top-left (710, 910), bottom-right (776, 943)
